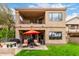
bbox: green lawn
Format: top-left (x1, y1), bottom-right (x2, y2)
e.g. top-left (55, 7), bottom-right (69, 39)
top-left (16, 43), bottom-right (79, 56)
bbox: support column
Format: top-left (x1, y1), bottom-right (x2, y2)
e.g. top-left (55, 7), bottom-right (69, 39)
top-left (15, 29), bottom-right (20, 39)
top-left (45, 29), bottom-right (48, 44)
top-left (15, 11), bottom-right (20, 24)
top-left (15, 10), bottom-right (20, 39)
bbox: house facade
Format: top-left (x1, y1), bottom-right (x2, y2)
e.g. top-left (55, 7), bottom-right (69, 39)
top-left (66, 15), bottom-right (79, 43)
top-left (15, 8), bottom-right (67, 44)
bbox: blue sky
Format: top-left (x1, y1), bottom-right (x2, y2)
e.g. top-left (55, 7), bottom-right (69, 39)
top-left (7, 3), bottom-right (79, 16)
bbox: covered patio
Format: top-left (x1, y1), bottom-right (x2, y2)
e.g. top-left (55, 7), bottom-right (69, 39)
top-left (19, 30), bottom-right (45, 48)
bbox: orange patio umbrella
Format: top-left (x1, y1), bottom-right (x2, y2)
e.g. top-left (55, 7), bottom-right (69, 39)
top-left (23, 30), bottom-right (40, 41)
top-left (23, 30), bottom-right (40, 35)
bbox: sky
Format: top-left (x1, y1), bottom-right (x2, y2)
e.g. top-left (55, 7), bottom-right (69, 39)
top-left (7, 3), bottom-right (79, 20)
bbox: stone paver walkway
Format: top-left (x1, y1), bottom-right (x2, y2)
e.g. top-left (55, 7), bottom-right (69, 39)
top-left (0, 48), bottom-right (15, 56)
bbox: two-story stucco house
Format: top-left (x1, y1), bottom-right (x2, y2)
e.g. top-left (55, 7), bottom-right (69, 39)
top-left (15, 8), bottom-right (67, 45)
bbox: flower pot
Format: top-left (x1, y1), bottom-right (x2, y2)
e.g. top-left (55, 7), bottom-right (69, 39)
top-left (10, 44), bottom-right (13, 48)
top-left (7, 44), bottom-right (9, 48)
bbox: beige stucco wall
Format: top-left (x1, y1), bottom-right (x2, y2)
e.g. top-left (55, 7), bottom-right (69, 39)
top-left (44, 10), bottom-right (67, 44)
top-left (45, 11), bottom-right (66, 27)
top-left (45, 28), bottom-right (67, 44)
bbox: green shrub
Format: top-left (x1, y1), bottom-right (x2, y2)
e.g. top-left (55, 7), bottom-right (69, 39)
top-left (0, 28), bottom-right (15, 42)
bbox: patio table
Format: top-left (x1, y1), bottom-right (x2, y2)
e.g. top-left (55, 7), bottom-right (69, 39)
top-left (5, 42), bottom-right (16, 45)
top-left (5, 42), bottom-right (16, 48)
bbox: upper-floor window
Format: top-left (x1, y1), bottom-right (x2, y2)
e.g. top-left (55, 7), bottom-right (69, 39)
top-left (48, 12), bottom-right (63, 21)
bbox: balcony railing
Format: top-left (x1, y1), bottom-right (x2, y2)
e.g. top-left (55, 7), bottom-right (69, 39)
top-left (19, 19), bottom-right (45, 24)
top-left (66, 27), bottom-right (79, 33)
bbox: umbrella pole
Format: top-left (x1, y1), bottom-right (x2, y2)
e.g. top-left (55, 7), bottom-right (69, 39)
top-left (37, 34), bottom-right (39, 40)
top-left (31, 34), bottom-right (32, 38)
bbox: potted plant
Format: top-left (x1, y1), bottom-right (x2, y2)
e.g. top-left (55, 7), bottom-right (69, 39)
top-left (7, 44), bottom-right (9, 48)
top-left (14, 43), bottom-right (16, 47)
top-left (10, 44), bottom-right (13, 48)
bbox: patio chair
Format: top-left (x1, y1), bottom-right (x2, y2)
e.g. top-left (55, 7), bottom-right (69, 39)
top-left (22, 40), bottom-right (28, 47)
top-left (34, 39), bottom-right (40, 46)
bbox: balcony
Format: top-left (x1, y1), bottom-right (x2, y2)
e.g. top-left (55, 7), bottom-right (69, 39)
top-left (17, 9), bottom-right (45, 25)
top-left (66, 27), bottom-right (79, 33)
top-left (15, 17), bottom-right (45, 28)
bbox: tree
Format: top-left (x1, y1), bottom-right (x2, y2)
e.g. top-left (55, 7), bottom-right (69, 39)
top-left (0, 3), bottom-right (15, 41)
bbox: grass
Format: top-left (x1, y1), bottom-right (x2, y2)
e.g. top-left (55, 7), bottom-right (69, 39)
top-left (16, 43), bottom-right (79, 56)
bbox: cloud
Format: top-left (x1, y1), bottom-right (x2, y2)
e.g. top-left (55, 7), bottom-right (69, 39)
top-left (63, 4), bottom-right (73, 8)
top-left (28, 5), bottom-right (35, 8)
top-left (28, 3), bottom-right (65, 8)
top-left (36, 3), bottom-right (51, 8)
top-left (69, 7), bottom-right (76, 10)
top-left (49, 3), bottom-right (65, 8)
top-left (28, 3), bottom-right (51, 8)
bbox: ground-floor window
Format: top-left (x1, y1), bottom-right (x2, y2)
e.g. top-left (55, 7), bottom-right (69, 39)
top-left (49, 31), bottom-right (62, 40)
